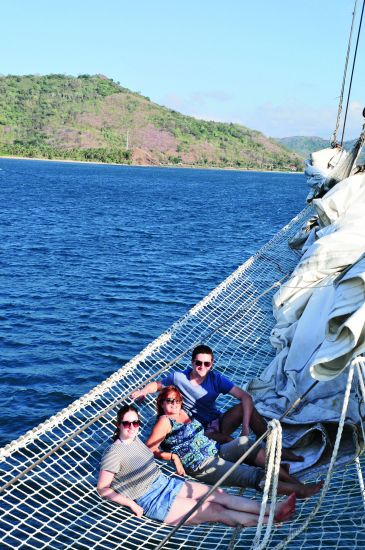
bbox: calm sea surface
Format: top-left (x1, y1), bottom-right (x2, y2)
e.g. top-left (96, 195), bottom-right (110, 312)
top-left (0, 159), bottom-right (307, 446)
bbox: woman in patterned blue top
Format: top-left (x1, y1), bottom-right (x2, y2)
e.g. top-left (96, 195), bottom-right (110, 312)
top-left (146, 387), bottom-right (324, 498)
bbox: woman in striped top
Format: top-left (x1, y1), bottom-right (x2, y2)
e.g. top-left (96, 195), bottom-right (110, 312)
top-left (97, 405), bottom-right (296, 526)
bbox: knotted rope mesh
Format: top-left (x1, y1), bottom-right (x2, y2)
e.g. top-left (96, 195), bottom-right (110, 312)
top-left (1, 203), bottom-right (365, 549)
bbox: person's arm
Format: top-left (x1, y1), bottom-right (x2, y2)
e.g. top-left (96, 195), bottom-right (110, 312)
top-left (97, 470), bottom-right (143, 517)
top-left (146, 417), bottom-right (186, 476)
top-left (131, 381), bottom-right (163, 401)
top-left (229, 386), bottom-right (254, 436)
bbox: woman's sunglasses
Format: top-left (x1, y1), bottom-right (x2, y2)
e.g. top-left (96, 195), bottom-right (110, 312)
top-left (164, 398), bottom-right (182, 404)
top-left (121, 420), bottom-right (140, 428)
top-left (194, 360), bottom-right (212, 367)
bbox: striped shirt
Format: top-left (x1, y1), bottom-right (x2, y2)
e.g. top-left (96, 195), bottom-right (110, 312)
top-left (100, 437), bottom-right (160, 500)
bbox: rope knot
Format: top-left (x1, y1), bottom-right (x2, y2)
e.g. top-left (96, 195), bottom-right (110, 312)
top-left (267, 418), bottom-right (281, 432)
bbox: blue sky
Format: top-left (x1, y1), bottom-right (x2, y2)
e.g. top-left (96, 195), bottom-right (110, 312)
top-left (2, 0), bottom-right (364, 139)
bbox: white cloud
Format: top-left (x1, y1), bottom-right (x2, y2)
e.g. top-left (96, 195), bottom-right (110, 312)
top-left (243, 100), bottom-right (364, 139)
top-left (159, 93), bottom-right (364, 139)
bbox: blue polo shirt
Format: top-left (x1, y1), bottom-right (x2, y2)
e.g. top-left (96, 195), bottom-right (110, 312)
top-left (161, 368), bottom-right (234, 425)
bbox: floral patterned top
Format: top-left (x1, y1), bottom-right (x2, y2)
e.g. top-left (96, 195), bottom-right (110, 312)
top-left (161, 416), bottom-right (218, 471)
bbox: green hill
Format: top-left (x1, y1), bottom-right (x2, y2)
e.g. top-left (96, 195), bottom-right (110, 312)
top-left (275, 135), bottom-right (364, 161)
top-left (0, 74), bottom-right (302, 170)
top-left (275, 136), bottom-right (330, 159)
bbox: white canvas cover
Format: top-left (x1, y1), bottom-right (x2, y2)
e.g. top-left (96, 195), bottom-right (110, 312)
top-left (249, 154), bottom-right (365, 474)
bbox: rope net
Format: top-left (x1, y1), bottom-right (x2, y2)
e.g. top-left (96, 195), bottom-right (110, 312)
top-left (1, 203), bottom-right (365, 549)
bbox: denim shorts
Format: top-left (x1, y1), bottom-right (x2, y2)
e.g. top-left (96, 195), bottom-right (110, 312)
top-left (135, 474), bottom-right (184, 521)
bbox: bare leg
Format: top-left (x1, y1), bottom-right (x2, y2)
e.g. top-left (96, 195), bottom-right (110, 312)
top-left (219, 404), bottom-right (243, 435)
top-left (164, 497), bottom-right (293, 527)
top-left (220, 405), bottom-right (304, 462)
top-left (255, 449), bottom-right (304, 484)
top-left (249, 411), bottom-right (305, 463)
top-left (169, 481), bottom-right (296, 523)
top-left (179, 481), bottom-right (262, 514)
top-left (281, 449), bottom-right (304, 462)
top-left (248, 407), bottom-right (270, 436)
top-left (168, 447), bottom-right (314, 506)
top-left (274, 493), bottom-right (296, 522)
top-left (205, 487), bottom-right (295, 521)
top-left (277, 479), bottom-right (323, 499)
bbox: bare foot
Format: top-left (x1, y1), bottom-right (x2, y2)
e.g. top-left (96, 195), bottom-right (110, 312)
top-left (282, 449), bottom-right (304, 462)
top-left (297, 480), bottom-right (324, 499)
top-left (278, 466), bottom-right (304, 485)
top-left (274, 493), bottom-right (296, 522)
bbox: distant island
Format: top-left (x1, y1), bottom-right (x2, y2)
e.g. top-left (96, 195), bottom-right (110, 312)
top-left (0, 74), bottom-right (303, 171)
top-left (275, 136), bottom-right (331, 159)
top-left (275, 136), bottom-right (365, 164)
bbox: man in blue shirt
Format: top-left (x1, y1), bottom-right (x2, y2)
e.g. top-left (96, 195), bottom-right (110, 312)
top-left (132, 345), bottom-right (302, 461)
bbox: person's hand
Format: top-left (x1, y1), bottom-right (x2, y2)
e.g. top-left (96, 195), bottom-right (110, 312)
top-left (129, 501), bottom-right (144, 517)
top-left (131, 389), bottom-right (145, 402)
top-left (172, 454), bottom-right (186, 476)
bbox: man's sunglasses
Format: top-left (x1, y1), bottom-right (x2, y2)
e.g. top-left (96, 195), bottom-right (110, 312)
top-left (121, 420), bottom-right (140, 428)
top-left (164, 398), bottom-right (182, 404)
top-left (194, 360), bottom-right (212, 367)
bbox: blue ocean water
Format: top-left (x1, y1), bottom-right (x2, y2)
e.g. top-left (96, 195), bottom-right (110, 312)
top-left (0, 159), bottom-right (307, 446)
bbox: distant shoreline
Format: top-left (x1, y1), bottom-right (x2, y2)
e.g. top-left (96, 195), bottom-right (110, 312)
top-left (0, 155), bottom-right (303, 175)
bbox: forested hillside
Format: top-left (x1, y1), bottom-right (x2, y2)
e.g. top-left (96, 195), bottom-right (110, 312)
top-left (275, 135), bottom-right (364, 162)
top-left (275, 136), bottom-right (330, 159)
top-left (0, 74), bottom-right (302, 170)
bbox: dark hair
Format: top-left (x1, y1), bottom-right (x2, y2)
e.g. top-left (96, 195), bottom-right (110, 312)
top-left (112, 404), bottom-right (139, 442)
top-left (156, 386), bottom-right (183, 417)
top-left (192, 344), bottom-right (214, 361)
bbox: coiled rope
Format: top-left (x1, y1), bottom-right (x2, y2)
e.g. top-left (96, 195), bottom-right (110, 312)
top-left (251, 419), bottom-right (282, 550)
top-left (267, 358), bottom-right (358, 550)
top-left (155, 378), bottom-right (320, 550)
top-left (155, 351), bottom-right (363, 550)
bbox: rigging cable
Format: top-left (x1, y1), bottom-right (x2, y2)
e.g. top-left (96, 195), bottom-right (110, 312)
top-left (331, 0), bottom-right (358, 147)
top-left (340, 0), bottom-right (365, 146)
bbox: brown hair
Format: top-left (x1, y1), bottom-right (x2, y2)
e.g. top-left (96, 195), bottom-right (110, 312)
top-left (112, 404), bottom-right (139, 442)
top-left (192, 344), bottom-right (213, 361)
top-left (156, 386), bottom-right (183, 417)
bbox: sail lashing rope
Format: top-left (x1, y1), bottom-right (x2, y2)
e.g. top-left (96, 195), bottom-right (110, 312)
top-left (266, 359), bottom-right (359, 550)
top-left (251, 419), bottom-right (282, 550)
